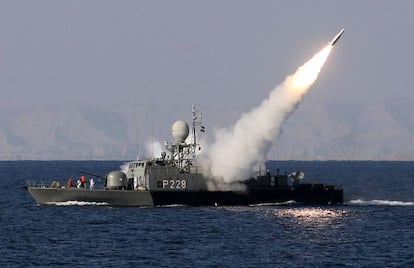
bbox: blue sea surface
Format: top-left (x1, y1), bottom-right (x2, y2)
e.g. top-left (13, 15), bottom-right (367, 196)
top-left (1, 161), bottom-right (414, 267)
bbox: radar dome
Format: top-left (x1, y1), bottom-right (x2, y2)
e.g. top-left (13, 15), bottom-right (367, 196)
top-left (171, 120), bottom-right (189, 143)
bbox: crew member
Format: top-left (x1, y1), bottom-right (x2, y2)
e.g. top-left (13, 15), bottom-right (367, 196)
top-left (80, 175), bottom-right (86, 188)
top-left (67, 178), bottom-right (74, 187)
top-left (89, 177), bottom-right (95, 190)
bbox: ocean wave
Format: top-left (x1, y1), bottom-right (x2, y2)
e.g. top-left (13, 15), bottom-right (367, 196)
top-left (348, 199), bottom-right (414, 206)
top-left (249, 200), bottom-right (297, 207)
top-left (156, 204), bottom-right (189, 208)
top-left (46, 201), bottom-right (108, 206)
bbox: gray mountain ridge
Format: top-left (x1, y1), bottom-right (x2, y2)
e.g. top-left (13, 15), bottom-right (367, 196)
top-left (1, 99), bottom-right (413, 160)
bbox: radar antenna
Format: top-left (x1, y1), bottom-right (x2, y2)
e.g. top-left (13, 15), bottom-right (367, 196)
top-left (165, 105), bottom-right (204, 172)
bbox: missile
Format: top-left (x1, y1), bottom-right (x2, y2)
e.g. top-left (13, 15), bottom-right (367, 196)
top-left (330, 29), bottom-right (345, 46)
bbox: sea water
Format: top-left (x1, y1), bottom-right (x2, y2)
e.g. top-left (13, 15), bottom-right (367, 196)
top-left (1, 161), bottom-right (413, 267)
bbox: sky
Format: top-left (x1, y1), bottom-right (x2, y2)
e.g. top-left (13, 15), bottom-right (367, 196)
top-left (0, 1), bottom-right (414, 160)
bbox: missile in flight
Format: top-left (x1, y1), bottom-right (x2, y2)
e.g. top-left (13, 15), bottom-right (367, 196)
top-left (330, 29), bottom-right (345, 46)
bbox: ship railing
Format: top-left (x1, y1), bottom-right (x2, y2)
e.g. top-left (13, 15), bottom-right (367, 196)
top-left (254, 164), bottom-right (270, 176)
top-left (25, 180), bottom-right (47, 188)
top-left (25, 179), bottom-right (107, 190)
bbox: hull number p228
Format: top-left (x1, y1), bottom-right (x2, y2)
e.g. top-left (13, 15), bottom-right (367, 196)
top-left (162, 179), bottom-right (187, 189)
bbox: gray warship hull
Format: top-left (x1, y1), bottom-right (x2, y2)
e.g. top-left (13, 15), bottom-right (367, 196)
top-left (28, 183), bottom-right (343, 206)
top-left (28, 187), bottom-right (154, 206)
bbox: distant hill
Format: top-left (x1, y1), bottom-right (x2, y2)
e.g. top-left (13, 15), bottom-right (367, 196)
top-left (0, 99), bottom-right (413, 160)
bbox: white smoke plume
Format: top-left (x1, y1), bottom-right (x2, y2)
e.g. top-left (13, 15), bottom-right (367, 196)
top-left (199, 45), bottom-right (333, 184)
top-left (145, 140), bottom-right (164, 159)
top-left (120, 140), bottom-right (165, 173)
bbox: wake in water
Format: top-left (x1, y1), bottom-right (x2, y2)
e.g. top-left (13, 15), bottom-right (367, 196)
top-left (249, 201), bottom-right (297, 207)
top-left (348, 199), bottom-right (414, 206)
top-left (46, 201), bottom-right (109, 206)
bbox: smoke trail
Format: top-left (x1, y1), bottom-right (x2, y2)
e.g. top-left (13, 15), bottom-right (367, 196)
top-left (145, 140), bottom-right (164, 159)
top-left (200, 45), bottom-right (333, 184)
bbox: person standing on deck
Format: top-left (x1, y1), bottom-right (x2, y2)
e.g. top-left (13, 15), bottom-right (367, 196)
top-left (67, 178), bottom-right (74, 187)
top-left (89, 177), bottom-right (95, 190)
top-left (80, 175), bottom-right (86, 188)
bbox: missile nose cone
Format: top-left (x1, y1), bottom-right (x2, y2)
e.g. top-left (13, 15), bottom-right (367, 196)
top-left (330, 29), bottom-right (345, 46)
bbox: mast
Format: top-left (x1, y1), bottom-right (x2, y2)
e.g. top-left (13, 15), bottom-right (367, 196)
top-left (191, 105), bottom-right (203, 160)
top-left (165, 105), bottom-right (204, 172)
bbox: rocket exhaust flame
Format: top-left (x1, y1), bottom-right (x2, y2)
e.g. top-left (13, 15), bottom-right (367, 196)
top-left (200, 37), bottom-right (338, 186)
top-left (287, 45), bottom-right (332, 94)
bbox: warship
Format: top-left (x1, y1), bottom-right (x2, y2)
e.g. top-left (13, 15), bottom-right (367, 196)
top-left (27, 106), bottom-right (343, 206)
